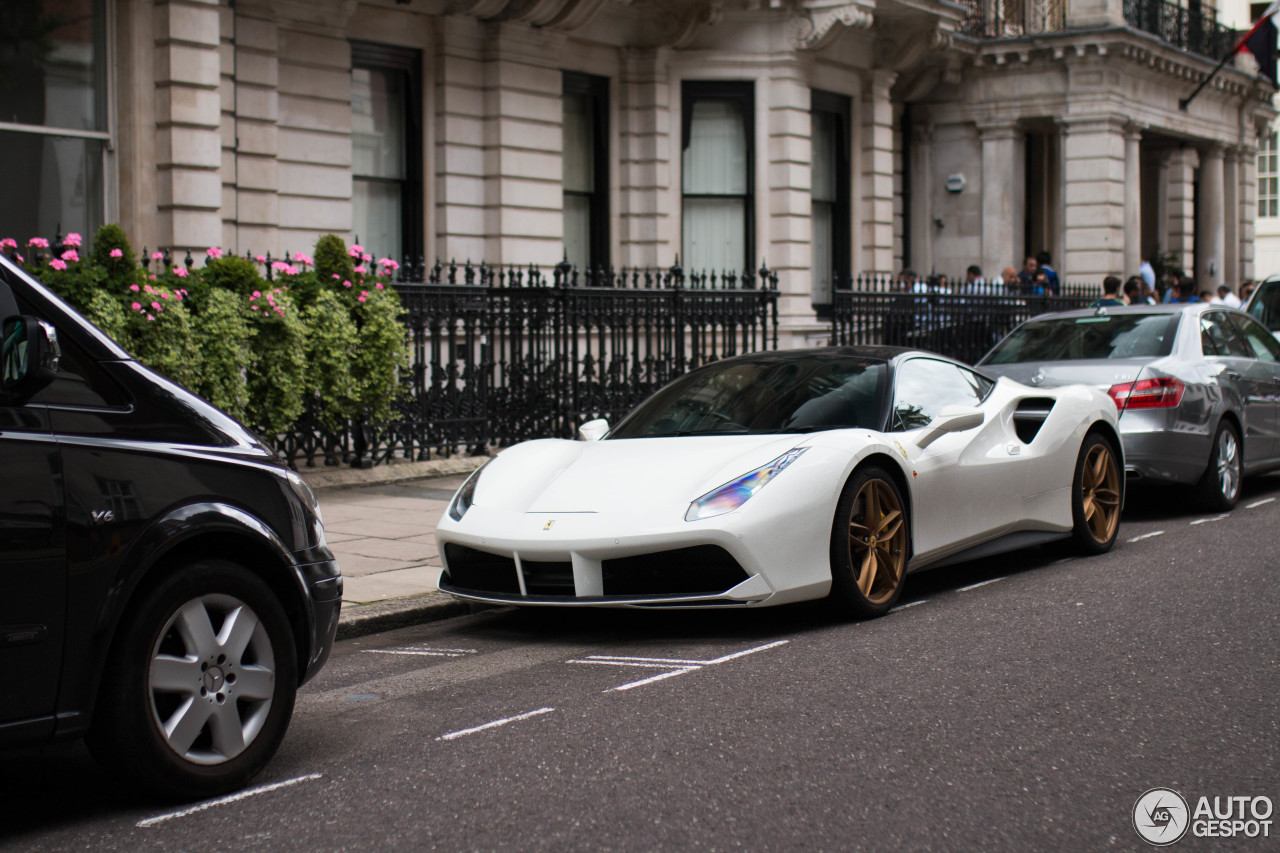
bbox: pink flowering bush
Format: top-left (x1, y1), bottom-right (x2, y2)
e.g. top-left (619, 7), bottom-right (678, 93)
top-left (12, 225), bottom-right (407, 451)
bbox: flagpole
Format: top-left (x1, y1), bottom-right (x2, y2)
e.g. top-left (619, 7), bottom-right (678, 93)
top-left (1180, 6), bottom-right (1276, 110)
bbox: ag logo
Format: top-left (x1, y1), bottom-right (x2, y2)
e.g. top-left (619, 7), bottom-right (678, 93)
top-left (1134, 788), bottom-right (1190, 846)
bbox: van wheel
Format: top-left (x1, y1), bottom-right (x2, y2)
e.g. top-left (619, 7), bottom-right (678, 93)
top-left (88, 559), bottom-right (297, 800)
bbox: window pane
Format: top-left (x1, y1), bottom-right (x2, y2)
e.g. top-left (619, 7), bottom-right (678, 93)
top-left (0, 131), bottom-right (101, 241)
top-left (352, 67), bottom-right (405, 180)
top-left (682, 100), bottom-right (747, 195)
top-left (353, 178), bottom-right (402, 263)
top-left (563, 93), bottom-right (594, 194)
top-left (811, 112), bottom-right (837, 203)
top-left (564, 193), bottom-right (591, 271)
top-left (682, 197), bottom-right (745, 271)
top-left (812, 201), bottom-right (833, 304)
top-left (0, 1), bottom-right (105, 132)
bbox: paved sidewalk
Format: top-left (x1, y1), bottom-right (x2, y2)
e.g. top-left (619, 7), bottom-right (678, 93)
top-left (298, 457), bottom-right (489, 637)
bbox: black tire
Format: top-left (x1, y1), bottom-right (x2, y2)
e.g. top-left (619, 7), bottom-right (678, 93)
top-left (87, 559), bottom-right (298, 801)
top-left (829, 467), bottom-right (909, 617)
top-left (1194, 420), bottom-right (1242, 512)
top-left (1071, 433), bottom-right (1123, 554)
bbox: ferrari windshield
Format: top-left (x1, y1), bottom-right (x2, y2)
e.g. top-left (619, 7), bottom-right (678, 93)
top-left (981, 313), bottom-right (1180, 365)
top-left (608, 355), bottom-right (888, 438)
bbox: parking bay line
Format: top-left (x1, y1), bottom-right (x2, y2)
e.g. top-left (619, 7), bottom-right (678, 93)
top-left (436, 707), bottom-right (555, 741)
top-left (364, 646), bottom-right (479, 658)
top-left (1128, 530), bottom-right (1165, 543)
top-left (1190, 515), bottom-right (1230, 525)
top-left (137, 774), bottom-right (323, 828)
top-left (957, 577), bottom-right (1005, 592)
top-left (1247, 497), bottom-right (1276, 509)
top-left (569, 639), bottom-right (790, 692)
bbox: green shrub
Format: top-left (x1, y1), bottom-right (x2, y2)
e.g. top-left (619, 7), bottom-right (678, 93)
top-left (302, 289), bottom-right (358, 430)
top-left (350, 284), bottom-right (409, 423)
top-left (314, 233), bottom-right (355, 287)
top-left (244, 286), bottom-right (307, 437)
top-left (191, 288), bottom-right (252, 419)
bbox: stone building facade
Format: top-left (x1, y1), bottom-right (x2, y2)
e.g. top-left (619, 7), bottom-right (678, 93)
top-left (4, 0), bottom-right (1275, 344)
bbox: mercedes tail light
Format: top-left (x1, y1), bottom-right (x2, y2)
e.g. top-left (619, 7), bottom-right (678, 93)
top-left (1107, 377), bottom-right (1185, 412)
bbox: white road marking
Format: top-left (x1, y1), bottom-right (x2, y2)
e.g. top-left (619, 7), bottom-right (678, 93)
top-left (892, 600), bottom-right (927, 611)
top-left (137, 774), bottom-right (323, 827)
top-left (1127, 530), bottom-right (1165, 542)
top-left (436, 707), bottom-right (555, 742)
top-left (364, 646), bottom-right (478, 658)
top-left (1190, 515), bottom-right (1230, 525)
top-left (1247, 497), bottom-right (1276, 509)
top-left (957, 577), bottom-right (1005, 592)
top-left (571, 640), bottom-right (791, 692)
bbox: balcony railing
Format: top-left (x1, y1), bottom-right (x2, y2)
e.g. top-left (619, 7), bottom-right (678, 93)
top-left (1124, 0), bottom-right (1236, 58)
top-left (959, 0), bottom-right (1236, 59)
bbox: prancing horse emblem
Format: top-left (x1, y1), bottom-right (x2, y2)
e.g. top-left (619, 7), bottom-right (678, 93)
top-left (543, 520), bottom-right (555, 530)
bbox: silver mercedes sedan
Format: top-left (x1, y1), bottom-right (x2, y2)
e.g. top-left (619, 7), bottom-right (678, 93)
top-left (977, 303), bottom-right (1280, 510)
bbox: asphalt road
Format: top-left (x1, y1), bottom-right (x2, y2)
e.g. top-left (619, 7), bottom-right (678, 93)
top-left (4, 477), bottom-right (1279, 852)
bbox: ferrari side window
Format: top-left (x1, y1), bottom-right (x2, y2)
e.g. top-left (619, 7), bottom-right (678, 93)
top-left (891, 358), bottom-right (985, 432)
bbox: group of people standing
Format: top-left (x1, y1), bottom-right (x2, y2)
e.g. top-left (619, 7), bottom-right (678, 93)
top-left (1088, 261), bottom-right (1253, 309)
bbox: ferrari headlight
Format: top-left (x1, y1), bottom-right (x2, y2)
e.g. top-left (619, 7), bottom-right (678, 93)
top-left (448, 460), bottom-right (491, 522)
top-left (685, 448), bottom-right (808, 522)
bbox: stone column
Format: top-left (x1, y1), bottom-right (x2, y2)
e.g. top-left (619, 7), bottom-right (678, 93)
top-left (908, 119), bottom-right (933, 275)
top-left (1124, 125), bottom-right (1142, 279)
top-left (435, 16), bottom-right (488, 262)
top-left (618, 48), bottom-right (673, 269)
top-left (1166, 147), bottom-right (1197, 275)
top-left (764, 62), bottom-right (813, 324)
top-left (1223, 148), bottom-right (1240, 288)
top-left (225, 2), bottom-right (280, 256)
top-left (1240, 142), bottom-right (1258, 283)
top-left (978, 120), bottom-right (1024, 280)
top-left (1196, 143), bottom-right (1225, 288)
top-left (154, 0), bottom-right (224, 254)
top-left (860, 70), bottom-right (897, 275)
top-left (1062, 116), bottom-right (1126, 278)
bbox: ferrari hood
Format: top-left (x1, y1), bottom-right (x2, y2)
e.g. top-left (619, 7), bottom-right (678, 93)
top-left (981, 358), bottom-right (1153, 391)
top-left (470, 434), bottom-right (813, 515)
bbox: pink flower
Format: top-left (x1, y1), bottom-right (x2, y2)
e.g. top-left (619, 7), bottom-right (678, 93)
top-left (378, 257), bottom-right (400, 271)
top-left (349, 244), bottom-right (364, 257)
top-left (144, 285), bottom-right (154, 293)
top-left (0, 238), bottom-right (16, 249)
top-left (375, 282), bottom-right (384, 289)
top-left (271, 261), bottom-right (289, 271)
top-left (146, 314), bottom-right (155, 321)
top-left (256, 255), bottom-right (267, 263)
top-left (130, 284), bottom-right (140, 292)
top-left (332, 273), bottom-right (340, 279)
top-left (160, 292), bottom-right (170, 299)
top-left (342, 280), bottom-right (352, 288)
top-left (151, 251), bottom-right (163, 260)
top-left (174, 290), bottom-right (182, 299)
top-left (360, 291), bottom-right (369, 298)
top-left (286, 265), bottom-right (299, 275)
top-left (64, 233), bottom-right (82, 247)
top-left (109, 248), bottom-right (123, 258)
top-left (131, 302), bottom-right (141, 311)
top-left (357, 295), bottom-right (367, 302)
top-left (292, 252), bottom-right (313, 265)
top-left (15, 253), bottom-right (22, 262)
top-left (149, 274), bottom-right (156, 281)
top-left (174, 267), bottom-right (188, 278)
top-left (361, 253), bottom-right (371, 262)
top-left (151, 302), bottom-right (161, 311)
top-left (60, 249), bottom-right (79, 262)
top-left (49, 259), bottom-right (66, 270)
top-left (28, 237), bottom-right (49, 248)
top-left (354, 265), bottom-right (367, 274)
top-left (252, 290), bottom-right (261, 298)
top-left (206, 246), bottom-right (223, 259)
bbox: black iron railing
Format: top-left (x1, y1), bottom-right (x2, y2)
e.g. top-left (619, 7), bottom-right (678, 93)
top-left (1124, 0), bottom-right (1236, 58)
top-left (281, 260), bottom-right (781, 466)
top-left (831, 274), bottom-right (1097, 366)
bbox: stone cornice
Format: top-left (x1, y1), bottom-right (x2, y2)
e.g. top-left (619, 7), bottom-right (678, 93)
top-left (965, 28), bottom-right (1276, 107)
top-left (787, 1), bottom-right (875, 51)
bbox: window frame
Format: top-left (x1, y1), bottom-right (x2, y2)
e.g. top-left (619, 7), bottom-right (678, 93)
top-left (562, 71), bottom-right (610, 273)
top-left (680, 80), bottom-right (755, 274)
top-left (350, 40), bottom-right (424, 269)
top-left (810, 89), bottom-right (851, 319)
top-left (1258, 131), bottom-right (1279, 220)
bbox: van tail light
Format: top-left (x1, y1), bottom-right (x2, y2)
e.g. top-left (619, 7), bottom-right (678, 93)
top-left (1107, 377), bottom-right (1185, 412)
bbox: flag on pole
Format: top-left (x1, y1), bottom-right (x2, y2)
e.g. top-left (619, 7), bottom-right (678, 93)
top-left (1237, 0), bottom-right (1279, 85)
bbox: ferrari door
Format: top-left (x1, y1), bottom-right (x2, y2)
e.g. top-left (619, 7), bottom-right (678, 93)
top-left (889, 356), bottom-right (1017, 561)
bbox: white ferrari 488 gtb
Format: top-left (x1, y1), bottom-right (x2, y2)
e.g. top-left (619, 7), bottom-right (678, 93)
top-left (435, 347), bottom-right (1123, 616)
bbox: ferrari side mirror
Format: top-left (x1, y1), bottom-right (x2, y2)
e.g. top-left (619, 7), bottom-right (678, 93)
top-left (578, 418), bottom-right (609, 441)
top-left (916, 405), bottom-right (984, 449)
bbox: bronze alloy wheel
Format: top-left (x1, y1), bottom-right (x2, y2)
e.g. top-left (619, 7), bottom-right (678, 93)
top-left (1079, 441), bottom-right (1121, 545)
top-left (846, 477), bottom-right (907, 606)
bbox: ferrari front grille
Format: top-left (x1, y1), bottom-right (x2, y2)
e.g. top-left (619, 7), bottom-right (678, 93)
top-left (441, 544), bottom-right (521, 595)
top-left (601, 546), bottom-right (749, 596)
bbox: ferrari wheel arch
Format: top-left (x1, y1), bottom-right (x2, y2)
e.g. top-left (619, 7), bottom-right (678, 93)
top-left (832, 452), bottom-right (915, 559)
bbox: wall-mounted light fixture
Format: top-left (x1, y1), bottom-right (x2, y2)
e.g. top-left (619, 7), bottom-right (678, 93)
top-left (945, 174), bottom-right (965, 194)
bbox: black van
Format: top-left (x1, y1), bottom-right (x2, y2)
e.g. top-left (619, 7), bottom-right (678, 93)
top-left (0, 255), bottom-right (341, 798)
